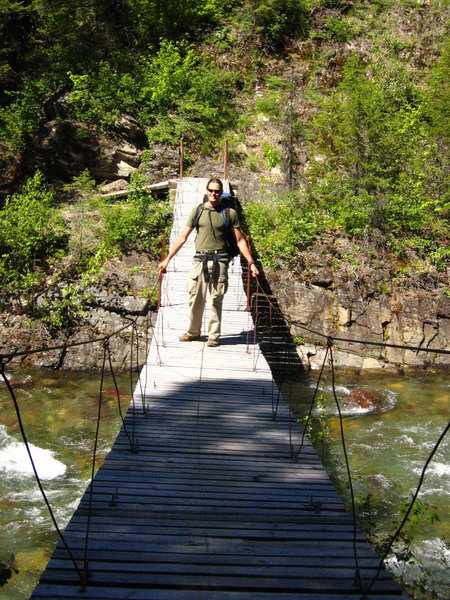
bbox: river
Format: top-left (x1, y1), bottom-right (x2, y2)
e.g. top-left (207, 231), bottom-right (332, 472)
top-left (0, 368), bottom-right (448, 599)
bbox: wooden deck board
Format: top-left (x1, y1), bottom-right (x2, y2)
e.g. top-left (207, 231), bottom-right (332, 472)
top-left (30, 178), bottom-right (403, 599)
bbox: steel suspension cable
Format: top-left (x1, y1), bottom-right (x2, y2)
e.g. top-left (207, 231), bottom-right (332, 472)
top-left (295, 343), bottom-right (330, 459)
top-left (366, 420), bottom-right (450, 594)
top-left (0, 361), bottom-right (84, 586)
top-left (82, 340), bottom-right (108, 584)
top-left (329, 342), bottom-right (364, 592)
top-left (288, 320), bottom-right (450, 356)
top-left (0, 314), bottom-right (144, 363)
top-left (106, 342), bottom-right (132, 448)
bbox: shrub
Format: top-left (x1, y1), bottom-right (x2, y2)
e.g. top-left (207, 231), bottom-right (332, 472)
top-left (245, 192), bottom-right (323, 268)
top-left (249, 0), bottom-right (309, 48)
top-left (0, 171), bottom-right (68, 292)
top-left (308, 54), bottom-right (448, 249)
top-left (102, 174), bottom-right (172, 256)
top-left (0, 78), bottom-right (46, 158)
top-left (66, 40), bottom-right (238, 146)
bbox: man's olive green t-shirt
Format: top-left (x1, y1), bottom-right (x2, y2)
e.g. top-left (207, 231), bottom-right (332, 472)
top-left (186, 205), bottom-right (240, 252)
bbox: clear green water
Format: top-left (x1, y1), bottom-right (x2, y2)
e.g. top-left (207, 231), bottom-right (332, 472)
top-left (0, 369), bottom-right (448, 599)
top-left (284, 372), bottom-right (449, 600)
top-left (0, 369), bottom-right (130, 600)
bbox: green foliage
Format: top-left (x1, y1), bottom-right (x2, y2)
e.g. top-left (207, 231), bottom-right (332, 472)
top-left (424, 37), bottom-right (450, 143)
top-left (245, 192), bottom-right (323, 268)
top-left (39, 284), bottom-right (92, 329)
top-left (263, 143), bottom-right (283, 169)
top-left (141, 285), bottom-right (159, 308)
top-left (128, 0), bottom-right (237, 45)
top-left (66, 64), bottom-right (137, 131)
top-left (0, 171), bottom-right (67, 291)
top-left (307, 53), bottom-right (448, 256)
top-left (102, 174), bottom-right (172, 256)
top-left (325, 15), bottom-right (356, 42)
top-left (0, 77), bottom-right (46, 157)
top-left (255, 96), bottom-right (280, 117)
top-left (65, 40), bottom-right (237, 145)
top-left (248, 0), bottom-right (309, 47)
top-left (140, 40), bottom-right (238, 145)
top-left (63, 169), bottom-right (98, 197)
top-left (301, 394), bottom-right (329, 460)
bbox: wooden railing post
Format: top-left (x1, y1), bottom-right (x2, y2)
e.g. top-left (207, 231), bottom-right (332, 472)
top-left (246, 235), bottom-right (252, 311)
top-left (157, 231), bottom-right (167, 310)
top-left (224, 139), bottom-right (228, 180)
top-left (179, 137), bottom-right (184, 179)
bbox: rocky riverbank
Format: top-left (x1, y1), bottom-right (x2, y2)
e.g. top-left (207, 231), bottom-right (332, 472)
top-left (1, 207), bottom-right (447, 374)
top-left (0, 251), bottom-right (157, 371)
top-left (1, 142), bottom-right (448, 374)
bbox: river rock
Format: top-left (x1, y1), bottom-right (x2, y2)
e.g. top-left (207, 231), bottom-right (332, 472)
top-left (349, 388), bottom-right (380, 409)
top-left (1, 375), bottom-right (34, 388)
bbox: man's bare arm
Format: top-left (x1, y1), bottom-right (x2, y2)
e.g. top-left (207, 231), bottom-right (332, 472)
top-left (234, 228), bottom-right (259, 277)
top-left (158, 226), bottom-right (194, 274)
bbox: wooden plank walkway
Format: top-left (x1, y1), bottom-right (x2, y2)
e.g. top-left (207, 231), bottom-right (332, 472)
top-left (30, 178), bottom-right (403, 599)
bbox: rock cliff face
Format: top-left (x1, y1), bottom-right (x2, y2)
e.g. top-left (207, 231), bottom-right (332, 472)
top-left (1, 149), bottom-right (448, 373)
top-left (264, 233), bottom-right (449, 374)
top-left (0, 252), bottom-right (157, 371)
top-left (191, 159), bottom-right (449, 374)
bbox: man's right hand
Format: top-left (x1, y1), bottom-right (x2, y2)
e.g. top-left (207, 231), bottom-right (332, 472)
top-left (159, 258), bottom-right (169, 275)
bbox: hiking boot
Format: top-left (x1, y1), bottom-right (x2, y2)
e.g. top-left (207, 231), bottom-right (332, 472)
top-left (206, 338), bottom-right (219, 347)
top-left (179, 333), bottom-right (200, 342)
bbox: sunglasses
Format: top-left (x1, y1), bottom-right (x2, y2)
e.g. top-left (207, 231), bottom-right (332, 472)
top-left (207, 188), bottom-right (222, 194)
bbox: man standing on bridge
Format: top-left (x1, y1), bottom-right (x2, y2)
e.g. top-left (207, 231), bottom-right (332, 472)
top-left (158, 178), bottom-right (259, 347)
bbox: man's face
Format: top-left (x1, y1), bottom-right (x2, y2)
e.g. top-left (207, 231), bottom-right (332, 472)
top-left (207, 184), bottom-right (222, 206)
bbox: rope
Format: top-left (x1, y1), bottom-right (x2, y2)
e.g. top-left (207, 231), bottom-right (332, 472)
top-left (289, 320), bottom-right (450, 356)
top-left (328, 342), bottom-right (364, 591)
top-left (106, 342), bottom-right (132, 448)
top-left (295, 343), bottom-right (330, 458)
top-left (366, 420), bottom-right (450, 594)
top-left (82, 340), bottom-right (109, 585)
top-left (0, 361), bottom-right (84, 587)
top-left (0, 316), bottom-right (142, 363)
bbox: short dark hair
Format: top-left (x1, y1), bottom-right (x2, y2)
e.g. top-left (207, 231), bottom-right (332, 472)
top-left (206, 177), bottom-right (223, 192)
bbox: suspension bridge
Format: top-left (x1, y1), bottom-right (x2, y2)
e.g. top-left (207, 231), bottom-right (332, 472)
top-left (29, 178), bottom-right (404, 599)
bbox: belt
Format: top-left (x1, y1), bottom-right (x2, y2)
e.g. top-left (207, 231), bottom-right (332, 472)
top-left (195, 249), bottom-right (228, 255)
top-left (194, 250), bottom-right (229, 282)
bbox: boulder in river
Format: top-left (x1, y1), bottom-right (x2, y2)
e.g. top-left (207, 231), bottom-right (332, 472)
top-left (349, 387), bottom-right (380, 409)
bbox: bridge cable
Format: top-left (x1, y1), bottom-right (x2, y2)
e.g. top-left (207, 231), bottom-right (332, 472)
top-left (288, 320), bottom-right (450, 356)
top-left (366, 420), bottom-right (450, 594)
top-left (0, 360), bottom-right (84, 587)
top-left (106, 341), bottom-right (132, 448)
top-left (82, 340), bottom-right (109, 586)
top-left (295, 343), bottom-right (330, 459)
top-left (328, 341), bottom-right (364, 592)
top-left (0, 317), bottom-right (141, 363)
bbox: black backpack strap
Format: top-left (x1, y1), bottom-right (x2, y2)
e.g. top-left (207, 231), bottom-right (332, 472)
top-left (220, 206), bottom-right (231, 227)
top-left (192, 203), bottom-right (204, 230)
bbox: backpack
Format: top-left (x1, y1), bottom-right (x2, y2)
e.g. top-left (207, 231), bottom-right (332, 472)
top-left (192, 193), bottom-right (240, 258)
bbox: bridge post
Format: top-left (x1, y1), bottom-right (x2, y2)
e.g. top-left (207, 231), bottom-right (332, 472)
top-left (224, 139), bottom-right (228, 180)
top-left (179, 137), bottom-right (184, 179)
